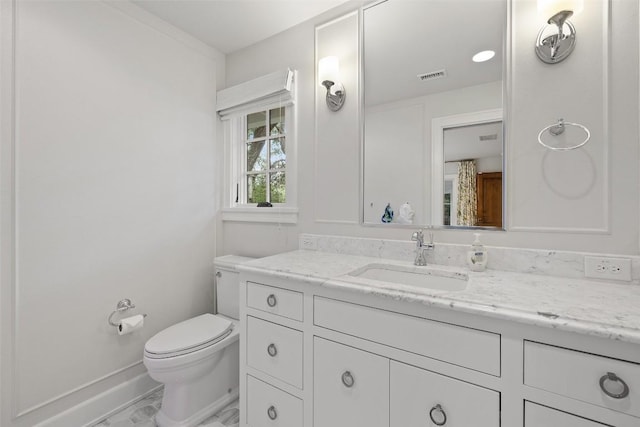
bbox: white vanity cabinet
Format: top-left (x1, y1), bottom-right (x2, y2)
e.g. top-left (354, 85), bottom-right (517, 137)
top-left (240, 280), bottom-right (305, 427)
top-left (524, 402), bottom-right (611, 427)
top-left (247, 281), bottom-right (303, 321)
top-left (390, 361), bottom-right (500, 427)
top-left (246, 316), bottom-right (303, 389)
top-left (246, 375), bottom-right (303, 427)
top-left (313, 337), bottom-right (389, 427)
top-left (312, 338), bottom-right (500, 427)
top-left (314, 296), bottom-right (501, 376)
top-left (524, 341), bottom-right (639, 418)
top-left (239, 268), bottom-right (640, 427)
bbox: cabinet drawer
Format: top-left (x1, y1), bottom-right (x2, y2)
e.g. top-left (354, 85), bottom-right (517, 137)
top-left (247, 282), bottom-right (303, 321)
top-left (391, 361), bottom-right (500, 427)
top-left (314, 337), bottom-right (389, 427)
top-left (524, 341), bottom-right (640, 418)
top-left (314, 296), bottom-right (501, 375)
top-left (247, 317), bottom-right (303, 389)
top-left (247, 375), bottom-right (303, 427)
top-left (525, 401), bottom-right (611, 427)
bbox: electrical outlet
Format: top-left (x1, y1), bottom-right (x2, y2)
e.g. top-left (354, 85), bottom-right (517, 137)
top-left (584, 256), bottom-right (632, 282)
top-left (300, 235), bottom-right (318, 250)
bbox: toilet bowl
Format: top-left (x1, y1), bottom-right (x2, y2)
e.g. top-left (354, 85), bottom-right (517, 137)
top-left (144, 313), bottom-right (239, 427)
top-left (143, 255), bottom-right (254, 427)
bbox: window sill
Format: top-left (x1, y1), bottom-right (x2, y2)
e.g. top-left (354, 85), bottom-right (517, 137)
top-left (221, 206), bottom-right (298, 224)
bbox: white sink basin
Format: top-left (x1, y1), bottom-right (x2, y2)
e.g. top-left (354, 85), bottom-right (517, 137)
top-left (348, 263), bottom-right (468, 291)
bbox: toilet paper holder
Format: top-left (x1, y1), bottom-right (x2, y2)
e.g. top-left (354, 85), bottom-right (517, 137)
top-left (108, 298), bottom-right (147, 327)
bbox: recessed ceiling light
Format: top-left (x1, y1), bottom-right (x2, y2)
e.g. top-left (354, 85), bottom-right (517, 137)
top-left (472, 50), bottom-right (496, 63)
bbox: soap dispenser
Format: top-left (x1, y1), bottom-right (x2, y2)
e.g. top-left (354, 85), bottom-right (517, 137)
top-left (467, 233), bottom-right (488, 272)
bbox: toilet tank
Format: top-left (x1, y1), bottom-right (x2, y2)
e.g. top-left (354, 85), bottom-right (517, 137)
top-left (214, 255), bottom-right (255, 320)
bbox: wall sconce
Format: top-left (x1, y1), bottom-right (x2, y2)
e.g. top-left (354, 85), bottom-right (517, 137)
top-left (535, 0), bottom-right (583, 64)
top-left (318, 56), bottom-right (346, 111)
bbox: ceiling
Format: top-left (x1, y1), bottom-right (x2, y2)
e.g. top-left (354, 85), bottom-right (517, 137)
top-left (132, 0), bottom-right (350, 54)
top-left (364, 0), bottom-right (504, 106)
top-left (444, 121), bottom-right (503, 162)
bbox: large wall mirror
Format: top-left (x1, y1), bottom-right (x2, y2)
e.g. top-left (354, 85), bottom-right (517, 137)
top-left (362, 0), bottom-right (506, 229)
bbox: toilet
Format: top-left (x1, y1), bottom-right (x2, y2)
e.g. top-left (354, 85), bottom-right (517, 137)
top-left (143, 255), bottom-right (254, 427)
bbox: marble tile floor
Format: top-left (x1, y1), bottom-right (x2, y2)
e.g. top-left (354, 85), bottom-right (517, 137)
top-left (92, 388), bottom-right (239, 427)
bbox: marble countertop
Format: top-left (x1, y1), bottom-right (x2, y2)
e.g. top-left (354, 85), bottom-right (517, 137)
top-left (238, 250), bottom-right (640, 344)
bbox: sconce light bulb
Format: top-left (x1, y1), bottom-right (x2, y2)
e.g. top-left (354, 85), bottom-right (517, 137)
top-left (318, 56), bottom-right (340, 87)
top-left (318, 56), bottom-right (346, 111)
top-left (538, 0), bottom-right (583, 19)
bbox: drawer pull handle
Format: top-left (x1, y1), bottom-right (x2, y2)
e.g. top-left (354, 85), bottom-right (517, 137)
top-left (341, 371), bottom-right (355, 388)
top-left (599, 372), bottom-right (630, 399)
top-left (215, 271), bottom-right (221, 278)
top-left (429, 404), bottom-right (447, 426)
top-left (267, 343), bottom-right (278, 357)
top-left (266, 294), bottom-right (277, 307)
top-left (267, 405), bottom-right (278, 420)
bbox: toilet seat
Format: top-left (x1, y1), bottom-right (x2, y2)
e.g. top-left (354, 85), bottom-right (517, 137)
top-left (144, 313), bottom-right (233, 359)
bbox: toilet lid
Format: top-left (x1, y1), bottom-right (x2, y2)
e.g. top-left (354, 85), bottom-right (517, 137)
top-left (145, 313), bottom-right (233, 357)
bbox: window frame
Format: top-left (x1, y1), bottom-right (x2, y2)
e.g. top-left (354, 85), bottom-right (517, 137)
top-left (242, 107), bottom-right (287, 205)
top-left (222, 101), bottom-right (298, 223)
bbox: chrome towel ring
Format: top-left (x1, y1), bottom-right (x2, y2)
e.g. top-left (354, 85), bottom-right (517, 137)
top-left (537, 118), bottom-right (591, 151)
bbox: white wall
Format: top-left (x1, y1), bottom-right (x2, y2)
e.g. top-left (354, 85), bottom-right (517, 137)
top-left (0, 1), bottom-right (223, 425)
top-left (509, 0), bottom-right (610, 232)
top-left (477, 157), bottom-right (502, 173)
top-left (221, 0), bottom-right (639, 257)
top-left (315, 12), bottom-right (360, 224)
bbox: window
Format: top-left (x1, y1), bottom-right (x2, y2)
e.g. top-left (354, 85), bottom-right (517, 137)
top-left (443, 174), bottom-right (458, 226)
top-left (244, 107), bottom-right (286, 204)
top-left (217, 69), bottom-right (298, 223)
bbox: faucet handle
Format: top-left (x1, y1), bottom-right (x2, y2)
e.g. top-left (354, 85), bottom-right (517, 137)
top-left (411, 229), bottom-right (424, 244)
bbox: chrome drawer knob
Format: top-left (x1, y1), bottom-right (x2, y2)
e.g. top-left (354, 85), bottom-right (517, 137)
top-left (429, 404), bottom-right (447, 426)
top-left (341, 371), bottom-right (355, 388)
top-left (215, 271), bottom-right (221, 278)
top-left (266, 294), bottom-right (277, 307)
top-left (267, 405), bottom-right (278, 420)
top-left (267, 343), bottom-right (278, 357)
top-left (599, 372), bottom-right (630, 399)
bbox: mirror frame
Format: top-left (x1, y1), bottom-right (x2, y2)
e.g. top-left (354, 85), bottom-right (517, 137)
top-left (359, 0), bottom-right (509, 230)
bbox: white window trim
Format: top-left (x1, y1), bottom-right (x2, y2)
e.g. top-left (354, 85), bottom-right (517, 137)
top-left (218, 69), bottom-right (298, 223)
top-left (220, 206), bottom-right (299, 224)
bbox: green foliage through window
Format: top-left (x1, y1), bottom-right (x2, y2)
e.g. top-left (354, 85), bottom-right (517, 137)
top-left (245, 108), bottom-right (286, 204)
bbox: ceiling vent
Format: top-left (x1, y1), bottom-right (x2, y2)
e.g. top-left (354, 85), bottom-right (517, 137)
top-left (479, 134), bottom-right (498, 141)
top-left (417, 69), bottom-right (447, 82)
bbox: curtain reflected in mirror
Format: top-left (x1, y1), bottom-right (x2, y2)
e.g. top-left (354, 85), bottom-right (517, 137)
top-left (456, 160), bottom-right (478, 226)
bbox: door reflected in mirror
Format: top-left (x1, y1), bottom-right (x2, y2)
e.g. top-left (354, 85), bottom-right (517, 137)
top-left (362, 0), bottom-right (506, 229)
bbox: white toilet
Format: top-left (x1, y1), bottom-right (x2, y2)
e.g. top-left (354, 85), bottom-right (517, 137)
top-left (143, 255), bottom-right (254, 427)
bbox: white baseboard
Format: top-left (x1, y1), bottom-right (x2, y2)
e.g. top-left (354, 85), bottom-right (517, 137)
top-left (33, 373), bottom-right (160, 427)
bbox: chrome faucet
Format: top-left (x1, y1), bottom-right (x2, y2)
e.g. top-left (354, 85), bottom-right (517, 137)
top-left (411, 228), bottom-right (434, 266)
